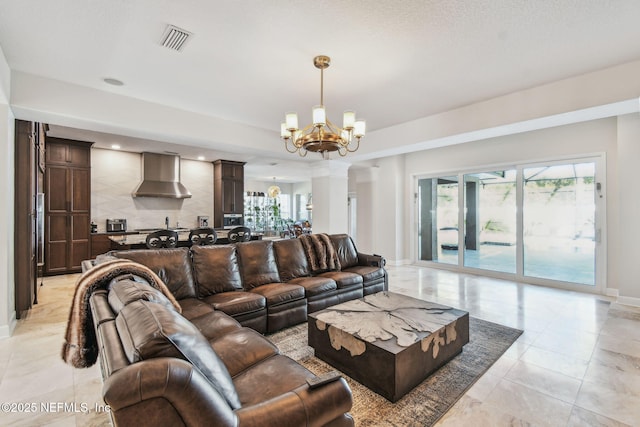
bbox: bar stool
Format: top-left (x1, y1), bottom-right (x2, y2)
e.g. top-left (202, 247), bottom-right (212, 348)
top-left (145, 230), bottom-right (179, 248)
top-left (189, 228), bottom-right (217, 246)
top-left (228, 226), bottom-right (251, 243)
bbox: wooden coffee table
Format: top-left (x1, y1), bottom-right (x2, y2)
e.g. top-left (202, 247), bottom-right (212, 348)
top-left (308, 292), bottom-right (469, 402)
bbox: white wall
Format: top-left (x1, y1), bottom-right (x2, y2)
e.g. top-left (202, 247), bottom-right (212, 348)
top-left (311, 161), bottom-right (350, 234)
top-left (616, 113), bottom-right (640, 303)
top-left (351, 167), bottom-right (379, 255)
top-left (293, 181), bottom-right (311, 196)
top-left (91, 148), bottom-right (213, 231)
top-left (375, 156), bottom-right (406, 263)
top-left (0, 44), bottom-right (15, 337)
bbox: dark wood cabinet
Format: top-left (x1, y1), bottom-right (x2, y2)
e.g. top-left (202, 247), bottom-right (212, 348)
top-left (213, 160), bottom-right (245, 228)
top-left (14, 120), bottom-right (45, 318)
top-left (221, 179), bottom-right (243, 212)
top-left (46, 167), bottom-right (90, 212)
top-left (90, 233), bottom-right (119, 258)
top-left (44, 137), bottom-right (92, 275)
top-left (46, 141), bottom-right (91, 167)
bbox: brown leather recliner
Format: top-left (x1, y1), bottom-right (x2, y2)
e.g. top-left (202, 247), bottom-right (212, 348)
top-left (328, 234), bottom-right (387, 295)
top-left (191, 244), bottom-right (268, 332)
top-left (90, 278), bottom-right (354, 427)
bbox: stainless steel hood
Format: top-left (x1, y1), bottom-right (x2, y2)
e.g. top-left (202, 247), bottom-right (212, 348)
top-left (132, 152), bottom-right (192, 198)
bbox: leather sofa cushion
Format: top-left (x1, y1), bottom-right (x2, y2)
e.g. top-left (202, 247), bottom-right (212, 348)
top-left (233, 354), bottom-right (314, 406)
top-left (317, 271), bottom-right (363, 288)
top-left (191, 245), bottom-right (243, 296)
top-left (343, 265), bottom-right (386, 283)
top-left (178, 298), bottom-right (215, 320)
top-left (288, 276), bottom-right (337, 298)
top-left (115, 299), bottom-right (241, 410)
top-left (272, 238), bottom-right (312, 280)
top-left (330, 234), bottom-right (359, 269)
top-left (210, 328), bottom-right (279, 377)
top-left (108, 279), bottom-right (176, 314)
top-left (190, 311), bottom-right (243, 341)
top-left (111, 248), bottom-right (197, 300)
top-left (236, 240), bottom-right (281, 289)
top-left (203, 291), bottom-right (266, 316)
top-left (249, 283), bottom-right (305, 306)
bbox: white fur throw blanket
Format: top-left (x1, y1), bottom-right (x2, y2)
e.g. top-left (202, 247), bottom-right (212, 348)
top-left (298, 233), bottom-right (340, 273)
top-left (61, 259), bottom-right (181, 368)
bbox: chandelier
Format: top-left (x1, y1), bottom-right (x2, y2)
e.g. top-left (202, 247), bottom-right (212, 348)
top-left (280, 55), bottom-right (366, 159)
top-left (267, 177), bottom-right (281, 198)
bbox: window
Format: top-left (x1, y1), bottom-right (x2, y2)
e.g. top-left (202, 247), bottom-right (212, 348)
top-left (279, 194), bottom-right (291, 220)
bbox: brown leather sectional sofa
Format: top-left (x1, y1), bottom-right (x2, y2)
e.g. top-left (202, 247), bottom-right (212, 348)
top-left (104, 233), bottom-right (387, 334)
top-left (90, 277), bottom-right (354, 426)
top-left (84, 233), bottom-right (385, 426)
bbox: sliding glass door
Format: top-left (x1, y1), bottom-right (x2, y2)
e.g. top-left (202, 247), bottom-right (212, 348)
top-left (463, 170), bottom-right (517, 274)
top-left (416, 157), bottom-right (601, 289)
top-left (522, 162), bottom-right (596, 285)
top-left (417, 176), bottom-right (458, 265)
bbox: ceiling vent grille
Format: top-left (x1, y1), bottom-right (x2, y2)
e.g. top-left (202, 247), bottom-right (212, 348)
top-left (160, 25), bottom-right (192, 52)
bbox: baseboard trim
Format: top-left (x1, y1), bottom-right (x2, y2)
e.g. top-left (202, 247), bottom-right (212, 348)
top-left (0, 311), bottom-right (17, 339)
top-left (385, 259), bottom-right (412, 266)
top-left (617, 295), bottom-right (640, 308)
top-left (605, 287), bottom-right (619, 297)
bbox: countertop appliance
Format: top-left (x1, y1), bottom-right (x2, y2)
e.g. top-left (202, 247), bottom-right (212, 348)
top-left (198, 216), bottom-right (209, 228)
top-left (106, 219), bottom-right (127, 233)
top-left (223, 213), bottom-right (243, 229)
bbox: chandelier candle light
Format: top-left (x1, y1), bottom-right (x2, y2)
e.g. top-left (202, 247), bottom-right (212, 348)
top-left (281, 55), bottom-right (365, 159)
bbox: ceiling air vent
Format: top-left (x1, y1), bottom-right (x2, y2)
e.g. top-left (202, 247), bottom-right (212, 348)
top-left (160, 25), bottom-right (192, 52)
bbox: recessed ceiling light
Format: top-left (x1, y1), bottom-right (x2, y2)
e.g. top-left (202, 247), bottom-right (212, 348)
top-left (197, 155), bottom-right (205, 161)
top-left (103, 78), bottom-right (124, 86)
top-left (111, 144), bottom-right (121, 149)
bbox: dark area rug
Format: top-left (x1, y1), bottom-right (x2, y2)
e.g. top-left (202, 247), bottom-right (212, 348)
top-left (267, 317), bottom-right (522, 427)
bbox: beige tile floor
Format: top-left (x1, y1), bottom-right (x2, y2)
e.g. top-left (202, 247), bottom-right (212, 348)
top-left (0, 266), bottom-right (638, 426)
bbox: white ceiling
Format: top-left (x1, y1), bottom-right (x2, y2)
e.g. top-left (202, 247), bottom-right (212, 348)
top-left (1, 0), bottom-right (640, 182)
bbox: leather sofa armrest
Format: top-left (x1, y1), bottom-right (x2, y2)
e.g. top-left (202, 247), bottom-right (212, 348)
top-left (357, 252), bottom-right (386, 268)
top-left (103, 358), bottom-right (237, 427)
top-left (236, 379), bottom-right (353, 427)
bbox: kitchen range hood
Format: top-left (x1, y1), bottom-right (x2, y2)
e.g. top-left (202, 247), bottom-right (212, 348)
top-left (132, 152), bottom-right (192, 199)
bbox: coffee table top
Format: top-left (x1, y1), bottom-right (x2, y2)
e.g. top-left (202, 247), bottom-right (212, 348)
top-left (309, 291), bottom-right (468, 354)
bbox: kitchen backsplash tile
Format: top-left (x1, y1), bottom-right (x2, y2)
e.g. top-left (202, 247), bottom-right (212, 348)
top-left (91, 148), bottom-right (213, 232)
